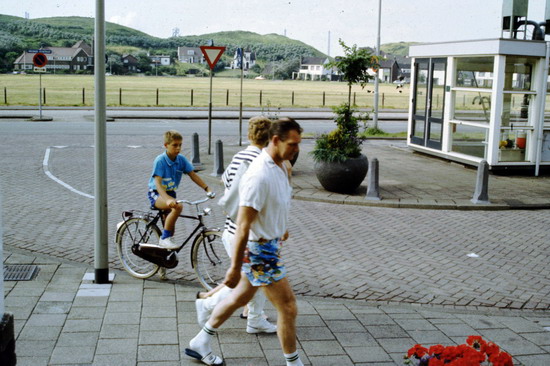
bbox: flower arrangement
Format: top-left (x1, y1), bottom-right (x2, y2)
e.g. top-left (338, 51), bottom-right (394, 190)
top-left (404, 336), bottom-right (513, 366)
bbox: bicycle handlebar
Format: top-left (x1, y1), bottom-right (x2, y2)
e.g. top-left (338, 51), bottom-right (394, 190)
top-left (176, 192), bottom-right (216, 206)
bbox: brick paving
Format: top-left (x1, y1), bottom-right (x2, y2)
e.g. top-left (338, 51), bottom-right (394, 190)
top-left (2, 111), bottom-right (550, 365)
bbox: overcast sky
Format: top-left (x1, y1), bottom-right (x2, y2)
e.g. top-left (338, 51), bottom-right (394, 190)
top-left (1, 0), bottom-right (549, 55)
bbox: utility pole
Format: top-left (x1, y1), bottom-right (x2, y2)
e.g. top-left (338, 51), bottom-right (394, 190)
top-left (94, 0), bottom-right (109, 284)
top-left (373, 0), bottom-right (382, 129)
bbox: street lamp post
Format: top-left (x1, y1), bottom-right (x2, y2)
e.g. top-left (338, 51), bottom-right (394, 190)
top-left (373, 0), bottom-right (382, 130)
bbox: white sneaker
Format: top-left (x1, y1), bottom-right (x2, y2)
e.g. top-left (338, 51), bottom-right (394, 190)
top-left (246, 317), bottom-right (277, 334)
top-left (195, 298), bottom-right (212, 328)
top-left (158, 236), bottom-right (179, 250)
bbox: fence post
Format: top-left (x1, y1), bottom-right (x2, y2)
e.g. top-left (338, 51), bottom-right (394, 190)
top-left (82, 88), bottom-right (85, 105)
top-left (226, 89), bottom-right (229, 106)
top-left (191, 89), bottom-right (194, 106)
top-left (4, 87), bottom-right (6, 104)
top-left (353, 92), bottom-right (356, 105)
top-left (259, 90), bottom-right (262, 106)
top-left (292, 91), bottom-right (294, 106)
top-left (191, 132), bottom-right (203, 171)
top-left (322, 91), bottom-right (325, 106)
top-left (382, 93), bottom-right (385, 107)
top-left (156, 88), bottom-right (159, 106)
top-left (365, 158), bottom-right (381, 201)
top-left (471, 160), bottom-right (490, 204)
top-left (43, 88), bottom-right (46, 105)
top-left (119, 88), bottom-right (122, 105)
top-left (212, 139), bottom-right (224, 177)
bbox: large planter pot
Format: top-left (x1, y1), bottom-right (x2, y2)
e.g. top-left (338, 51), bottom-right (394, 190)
top-left (314, 154), bottom-right (369, 194)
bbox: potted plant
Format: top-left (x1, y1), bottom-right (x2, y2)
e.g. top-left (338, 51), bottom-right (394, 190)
top-left (311, 40), bottom-right (379, 194)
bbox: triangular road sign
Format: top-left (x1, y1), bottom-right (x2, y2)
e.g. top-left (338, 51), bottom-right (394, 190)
top-left (200, 46), bottom-right (226, 70)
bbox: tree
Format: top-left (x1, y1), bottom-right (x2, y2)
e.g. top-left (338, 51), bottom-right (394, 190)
top-left (328, 39), bottom-right (379, 105)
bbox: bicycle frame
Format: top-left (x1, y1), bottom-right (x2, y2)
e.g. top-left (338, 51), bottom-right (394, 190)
top-left (120, 196), bottom-right (212, 253)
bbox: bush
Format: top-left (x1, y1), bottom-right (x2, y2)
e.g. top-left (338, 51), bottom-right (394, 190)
top-left (311, 103), bottom-right (368, 163)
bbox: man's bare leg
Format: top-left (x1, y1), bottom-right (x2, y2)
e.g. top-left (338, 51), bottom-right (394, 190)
top-left (263, 277), bottom-right (298, 353)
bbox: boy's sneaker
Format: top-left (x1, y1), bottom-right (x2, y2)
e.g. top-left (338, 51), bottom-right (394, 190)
top-left (246, 318), bottom-right (277, 334)
top-left (159, 236), bottom-right (179, 250)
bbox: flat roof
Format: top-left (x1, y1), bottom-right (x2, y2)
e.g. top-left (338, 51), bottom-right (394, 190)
top-left (409, 38), bottom-right (547, 58)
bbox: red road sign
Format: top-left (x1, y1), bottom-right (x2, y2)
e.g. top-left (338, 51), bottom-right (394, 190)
top-left (33, 52), bottom-right (48, 68)
top-left (200, 46), bottom-right (226, 70)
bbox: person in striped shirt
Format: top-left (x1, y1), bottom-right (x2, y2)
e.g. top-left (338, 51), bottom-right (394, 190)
top-left (195, 116), bottom-right (277, 334)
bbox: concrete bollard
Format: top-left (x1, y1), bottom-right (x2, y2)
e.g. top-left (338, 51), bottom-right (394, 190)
top-left (191, 133), bottom-right (203, 171)
top-left (212, 139), bottom-right (224, 177)
top-left (366, 157), bottom-right (381, 201)
top-left (471, 160), bottom-right (490, 204)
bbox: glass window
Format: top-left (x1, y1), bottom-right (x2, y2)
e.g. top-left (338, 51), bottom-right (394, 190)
top-left (452, 90), bottom-right (492, 123)
top-left (501, 93), bottom-right (532, 127)
top-left (450, 123), bottom-right (488, 158)
top-left (455, 57), bottom-right (494, 88)
top-left (503, 56), bottom-right (535, 91)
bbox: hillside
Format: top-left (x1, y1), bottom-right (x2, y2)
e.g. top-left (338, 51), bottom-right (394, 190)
top-left (380, 41), bottom-right (417, 57)
top-left (0, 14), bottom-right (325, 62)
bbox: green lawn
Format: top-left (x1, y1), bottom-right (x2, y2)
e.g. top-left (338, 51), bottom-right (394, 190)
top-left (0, 74), bottom-right (411, 109)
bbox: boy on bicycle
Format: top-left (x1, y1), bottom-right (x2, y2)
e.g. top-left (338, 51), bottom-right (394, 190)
top-left (148, 130), bottom-right (212, 249)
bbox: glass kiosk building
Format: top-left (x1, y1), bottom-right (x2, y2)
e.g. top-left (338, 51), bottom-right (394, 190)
top-left (407, 38), bottom-right (550, 173)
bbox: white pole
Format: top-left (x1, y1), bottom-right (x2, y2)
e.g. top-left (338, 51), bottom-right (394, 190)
top-left (239, 60), bottom-right (244, 146)
top-left (208, 68), bottom-right (213, 154)
top-left (535, 41), bottom-right (550, 176)
top-left (94, 0), bottom-right (109, 283)
top-left (373, 0), bottom-right (382, 129)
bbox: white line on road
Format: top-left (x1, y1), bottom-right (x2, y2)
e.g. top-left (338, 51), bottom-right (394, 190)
top-left (43, 147), bottom-right (94, 199)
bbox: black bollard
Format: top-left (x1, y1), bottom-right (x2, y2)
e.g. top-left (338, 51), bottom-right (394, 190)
top-left (366, 158), bottom-right (381, 201)
top-left (212, 140), bottom-right (224, 177)
top-left (471, 160), bottom-right (490, 204)
top-left (191, 133), bottom-right (203, 171)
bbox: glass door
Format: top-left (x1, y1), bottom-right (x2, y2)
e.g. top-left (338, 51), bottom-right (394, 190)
top-left (411, 58), bottom-right (447, 150)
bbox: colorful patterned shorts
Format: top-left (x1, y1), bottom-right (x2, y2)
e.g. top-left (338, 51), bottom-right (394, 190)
top-left (242, 238), bottom-right (286, 286)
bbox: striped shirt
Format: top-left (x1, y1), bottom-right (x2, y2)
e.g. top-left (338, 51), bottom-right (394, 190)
top-left (222, 146), bottom-right (262, 234)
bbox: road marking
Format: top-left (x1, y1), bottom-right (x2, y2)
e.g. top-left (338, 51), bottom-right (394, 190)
top-left (127, 145), bottom-right (141, 148)
top-left (43, 147), bottom-right (94, 199)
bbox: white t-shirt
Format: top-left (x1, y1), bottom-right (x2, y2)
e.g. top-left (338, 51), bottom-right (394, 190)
top-left (239, 149), bottom-right (292, 241)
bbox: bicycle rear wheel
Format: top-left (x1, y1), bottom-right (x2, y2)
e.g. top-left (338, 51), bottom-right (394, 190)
top-left (116, 217), bottom-right (160, 279)
top-left (191, 230), bottom-right (225, 290)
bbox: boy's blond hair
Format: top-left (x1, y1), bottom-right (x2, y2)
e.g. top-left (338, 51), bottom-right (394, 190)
top-left (164, 130), bottom-right (183, 144)
top-left (248, 116), bottom-right (271, 147)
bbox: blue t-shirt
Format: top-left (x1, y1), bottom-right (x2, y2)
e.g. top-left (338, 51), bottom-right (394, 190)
top-left (148, 152), bottom-right (194, 192)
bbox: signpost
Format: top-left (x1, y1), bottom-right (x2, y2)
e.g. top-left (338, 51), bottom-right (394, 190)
top-left (32, 52), bottom-right (48, 120)
top-left (200, 45), bottom-right (226, 154)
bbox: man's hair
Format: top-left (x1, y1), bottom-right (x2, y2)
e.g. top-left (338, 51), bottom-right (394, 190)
top-left (248, 116), bottom-right (271, 147)
top-left (269, 118), bottom-right (303, 141)
top-left (164, 130), bottom-right (183, 144)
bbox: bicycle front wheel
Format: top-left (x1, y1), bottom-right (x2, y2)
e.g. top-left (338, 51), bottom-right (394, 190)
top-left (116, 217), bottom-right (160, 279)
top-left (191, 230), bottom-right (225, 290)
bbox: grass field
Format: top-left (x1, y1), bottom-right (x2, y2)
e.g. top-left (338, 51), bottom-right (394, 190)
top-left (0, 74), bottom-right (411, 109)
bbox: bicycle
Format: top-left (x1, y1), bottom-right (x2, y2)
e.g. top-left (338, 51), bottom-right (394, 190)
top-left (114, 194), bottom-right (226, 290)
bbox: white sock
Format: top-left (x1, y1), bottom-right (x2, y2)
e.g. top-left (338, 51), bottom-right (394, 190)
top-left (284, 351), bottom-right (303, 366)
top-left (189, 322), bottom-right (217, 356)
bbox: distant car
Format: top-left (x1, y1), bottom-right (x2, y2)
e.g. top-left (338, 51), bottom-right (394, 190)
top-left (255, 75), bottom-right (265, 80)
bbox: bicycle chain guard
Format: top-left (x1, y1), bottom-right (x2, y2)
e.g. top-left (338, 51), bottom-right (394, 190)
top-left (132, 244), bottom-right (179, 269)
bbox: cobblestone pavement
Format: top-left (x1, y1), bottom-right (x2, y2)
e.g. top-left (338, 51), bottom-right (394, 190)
top-left (1, 125), bottom-right (550, 313)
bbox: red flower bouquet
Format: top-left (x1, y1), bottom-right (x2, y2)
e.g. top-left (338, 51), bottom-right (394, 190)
top-left (404, 336), bottom-right (513, 366)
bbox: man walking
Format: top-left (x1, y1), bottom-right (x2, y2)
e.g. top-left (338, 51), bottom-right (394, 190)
top-left (185, 118), bottom-right (304, 366)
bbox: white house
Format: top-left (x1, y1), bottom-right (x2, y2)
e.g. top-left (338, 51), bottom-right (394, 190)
top-left (149, 55), bottom-right (171, 67)
top-left (177, 47), bottom-right (205, 64)
top-left (231, 49), bottom-right (256, 70)
top-left (295, 57), bottom-right (331, 80)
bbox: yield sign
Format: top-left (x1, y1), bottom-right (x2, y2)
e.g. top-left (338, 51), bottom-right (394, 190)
top-left (200, 46), bottom-right (226, 70)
